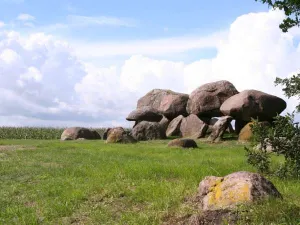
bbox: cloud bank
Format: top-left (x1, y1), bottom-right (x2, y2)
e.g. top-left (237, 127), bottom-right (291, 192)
top-left (0, 10), bottom-right (299, 127)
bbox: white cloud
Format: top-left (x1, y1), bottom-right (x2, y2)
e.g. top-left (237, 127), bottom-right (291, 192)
top-left (0, 21), bottom-right (5, 28)
top-left (17, 13), bottom-right (35, 21)
top-left (67, 15), bottom-right (136, 27)
top-left (0, 10), bottom-right (299, 127)
top-left (71, 31), bottom-right (225, 59)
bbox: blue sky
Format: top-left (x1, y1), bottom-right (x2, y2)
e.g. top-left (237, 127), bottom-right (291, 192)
top-left (0, 0), bottom-right (268, 41)
top-left (0, 0), bottom-right (299, 127)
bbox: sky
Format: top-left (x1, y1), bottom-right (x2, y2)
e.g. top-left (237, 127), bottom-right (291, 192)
top-left (0, 0), bottom-right (299, 127)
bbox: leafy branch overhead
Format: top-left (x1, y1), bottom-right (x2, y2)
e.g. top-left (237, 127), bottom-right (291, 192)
top-left (256, 0), bottom-right (300, 32)
top-left (275, 75), bottom-right (300, 111)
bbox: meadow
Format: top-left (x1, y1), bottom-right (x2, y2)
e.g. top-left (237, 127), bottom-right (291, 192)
top-left (0, 128), bottom-right (300, 224)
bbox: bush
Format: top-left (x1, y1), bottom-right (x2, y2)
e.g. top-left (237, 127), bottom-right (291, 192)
top-left (245, 114), bottom-right (300, 179)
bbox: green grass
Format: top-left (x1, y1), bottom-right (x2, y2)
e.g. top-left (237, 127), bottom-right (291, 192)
top-left (0, 139), bottom-right (299, 224)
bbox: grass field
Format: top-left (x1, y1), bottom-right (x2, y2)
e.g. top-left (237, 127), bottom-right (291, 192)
top-left (0, 139), bottom-right (300, 225)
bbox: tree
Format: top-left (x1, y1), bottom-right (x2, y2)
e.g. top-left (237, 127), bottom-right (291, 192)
top-left (256, 0), bottom-right (300, 32)
top-left (275, 75), bottom-right (300, 111)
top-left (256, 0), bottom-right (300, 110)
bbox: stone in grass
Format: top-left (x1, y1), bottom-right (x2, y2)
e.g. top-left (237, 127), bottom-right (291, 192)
top-left (106, 127), bottom-right (137, 144)
top-left (167, 138), bottom-right (198, 148)
top-left (197, 171), bottom-right (282, 211)
top-left (61, 127), bottom-right (100, 141)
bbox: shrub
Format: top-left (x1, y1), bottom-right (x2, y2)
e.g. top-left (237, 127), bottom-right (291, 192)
top-left (245, 113), bottom-right (300, 179)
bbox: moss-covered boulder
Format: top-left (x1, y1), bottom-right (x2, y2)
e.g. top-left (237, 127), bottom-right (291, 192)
top-left (197, 171), bottom-right (282, 211)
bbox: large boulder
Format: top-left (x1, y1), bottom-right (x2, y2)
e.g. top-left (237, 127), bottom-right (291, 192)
top-left (61, 127), bottom-right (100, 141)
top-left (166, 115), bottom-right (184, 137)
top-left (206, 118), bottom-right (219, 134)
top-left (180, 115), bottom-right (208, 138)
top-left (220, 90), bottom-right (287, 122)
top-left (167, 138), bottom-right (198, 148)
top-left (106, 127), bottom-right (136, 144)
top-left (238, 121), bottom-right (270, 142)
top-left (197, 171), bottom-right (282, 211)
top-left (234, 120), bottom-right (248, 134)
top-left (186, 80), bottom-right (239, 117)
top-left (131, 121), bottom-right (166, 141)
top-left (137, 89), bottom-right (189, 120)
top-left (126, 106), bottom-right (163, 122)
top-left (91, 130), bottom-right (101, 140)
top-left (207, 116), bottom-right (233, 142)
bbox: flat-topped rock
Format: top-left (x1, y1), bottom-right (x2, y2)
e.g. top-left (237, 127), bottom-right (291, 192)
top-left (187, 80), bottom-right (238, 117)
top-left (126, 106), bottom-right (163, 122)
top-left (137, 89), bottom-right (189, 120)
top-left (221, 90), bottom-right (286, 122)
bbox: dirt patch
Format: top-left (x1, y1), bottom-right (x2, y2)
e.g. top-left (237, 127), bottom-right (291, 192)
top-left (0, 145), bottom-right (36, 151)
top-left (164, 209), bottom-right (239, 225)
top-left (163, 194), bottom-right (240, 225)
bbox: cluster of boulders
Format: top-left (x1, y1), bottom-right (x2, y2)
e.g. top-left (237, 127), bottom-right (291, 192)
top-left (61, 127), bottom-right (101, 141)
top-left (125, 80), bottom-right (286, 143)
top-left (60, 126), bottom-right (137, 144)
top-left (60, 80), bottom-right (286, 144)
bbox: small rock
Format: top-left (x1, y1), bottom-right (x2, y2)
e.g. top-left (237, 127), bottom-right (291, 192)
top-left (168, 138), bottom-right (198, 148)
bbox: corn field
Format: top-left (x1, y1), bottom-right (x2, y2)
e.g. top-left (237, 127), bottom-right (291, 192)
top-left (0, 127), bottom-right (108, 140)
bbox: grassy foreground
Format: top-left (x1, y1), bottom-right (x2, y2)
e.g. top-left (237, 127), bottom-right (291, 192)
top-left (0, 139), bottom-right (300, 225)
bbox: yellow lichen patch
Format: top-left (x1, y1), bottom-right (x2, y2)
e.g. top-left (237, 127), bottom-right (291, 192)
top-left (207, 179), bottom-right (224, 205)
top-left (206, 182), bottom-right (251, 209)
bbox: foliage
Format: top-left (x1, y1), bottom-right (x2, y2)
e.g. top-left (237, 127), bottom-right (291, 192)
top-left (275, 74), bottom-right (300, 111)
top-left (256, 0), bottom-right (300, 32)
top-left (255, 1), bottom-right (300, 112)
top-left (245, 122), bottom-right (272, 173)
top-left (245, 114), bottom-right (300, 178)
top-left (0, 127), bottom-right (107, 139)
